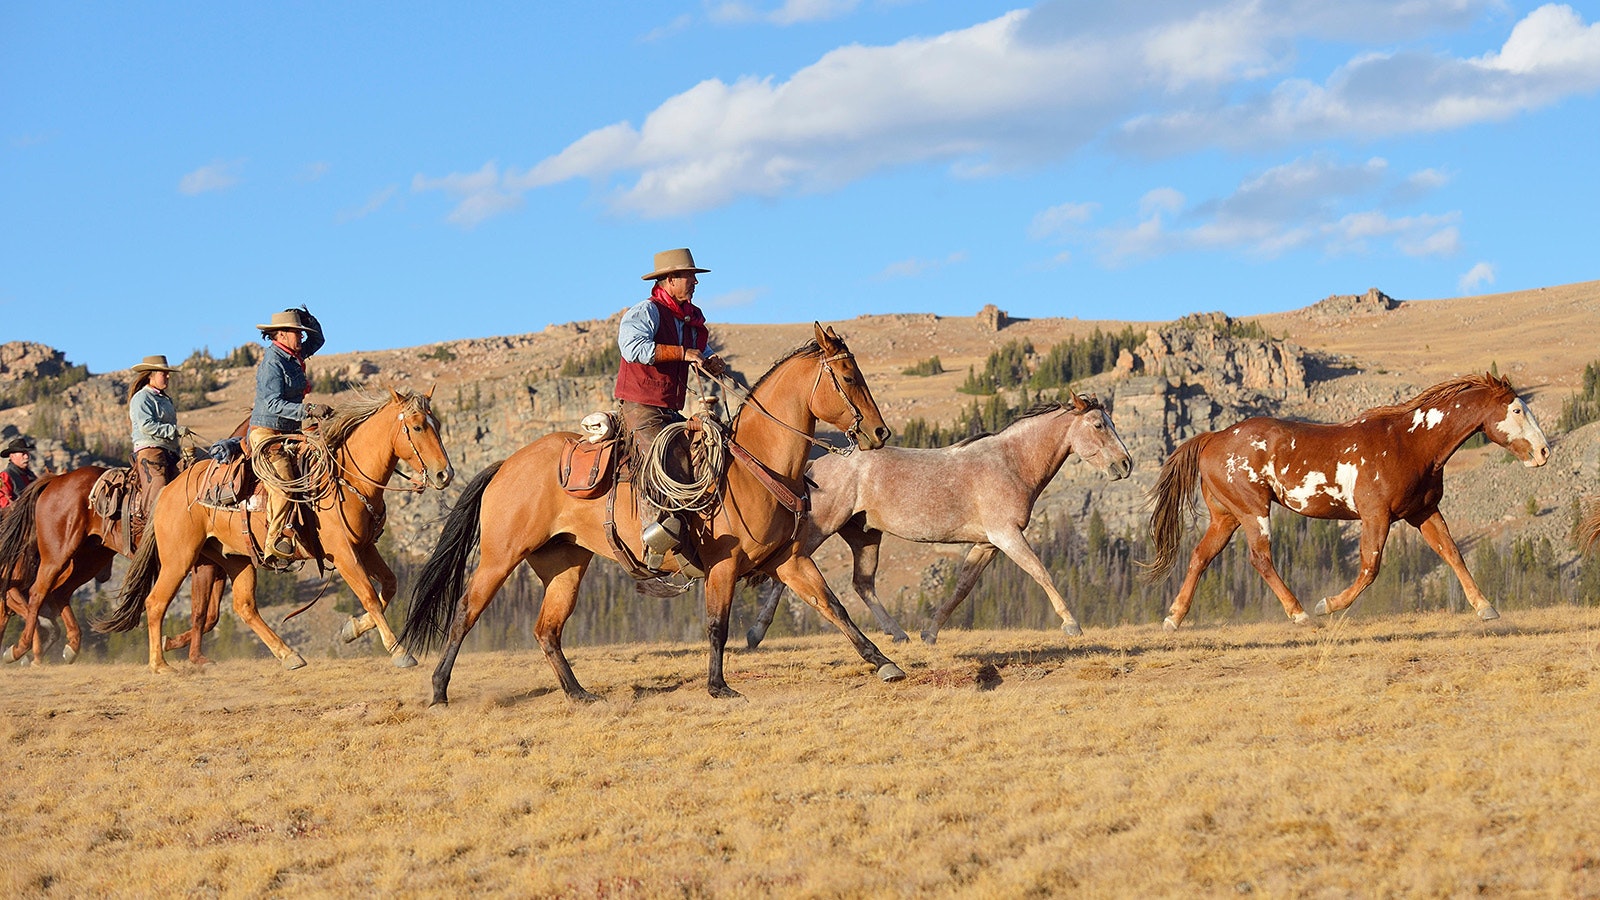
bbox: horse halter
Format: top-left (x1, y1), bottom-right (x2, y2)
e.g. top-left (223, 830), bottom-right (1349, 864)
top-left (810, 350), bottom-right (868, 450)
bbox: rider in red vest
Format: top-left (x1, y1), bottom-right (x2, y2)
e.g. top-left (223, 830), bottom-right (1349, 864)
top-left (0, 435), bottom-right (38, 510)
top-left (615, 248), bottom-right (727, 577)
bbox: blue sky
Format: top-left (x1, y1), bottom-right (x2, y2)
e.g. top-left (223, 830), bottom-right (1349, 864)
top-left (3, 1), bottom-right (1598, 373)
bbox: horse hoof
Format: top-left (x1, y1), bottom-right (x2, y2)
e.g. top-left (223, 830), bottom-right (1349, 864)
top-left (1163, 616), bottom-right (1179, 632)
top-left (1312, 599), bottom-right (1330, 616)
top-left (338, 619), bottom-right (361, 644)
top-left (708, 684), bottom-right (743, 700)
top-left (877, 663), bottom-right (906, 683)
top-left (920, 631), bottom-right (938, 646)
top-left (150, 665), bottom-right (173, 676)
top-left (1292, 611), bottom-right (1313, 626)
top-left (392, 651), bottom-right (418, 669)
top-left (1062, 622), bottom-right (1083, 637)
top-left (1, 647), bottom-right (21, 665)
top-left (1479, 606), bottom-right (1500, 622)
top-left (745, 629), bottom-right (764, 650)
top-left (62, 646), bottom-right (77, 664)
top-left (891, 633), bottom-right (910, 644)
top-left (282, 652), bottom-right (307, 671)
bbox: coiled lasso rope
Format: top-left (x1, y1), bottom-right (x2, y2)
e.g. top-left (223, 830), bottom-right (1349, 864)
top-left (639, 413), bottom-right (730, 514)
top-left (250, 432), bottom-right (337, 507)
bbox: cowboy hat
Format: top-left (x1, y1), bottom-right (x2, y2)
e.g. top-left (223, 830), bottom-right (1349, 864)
top-left (255, 309), bottom-right (314, 333)
top-left (641, 248), bottom-right (710, 282)
top-left (131, 354), bottom-right (179, 373)
top-left (1, 436), bottom-right (35, 455)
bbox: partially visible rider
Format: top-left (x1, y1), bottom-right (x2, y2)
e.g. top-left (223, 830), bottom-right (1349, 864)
top-left (127, 354), bottom-right (193, 540)
top-left (613, 248), bottom-right (727, 577)
top-left (0, 435), bottom-right (38, 510)
top-left (249, 308), bottom-right (331, 561)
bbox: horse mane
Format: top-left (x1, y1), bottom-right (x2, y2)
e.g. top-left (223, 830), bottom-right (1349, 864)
top-left (321, 389), bottom-right (433, 450)
top-left (949, 395), bottom-right (1105, 448)
top-left (1358, 373), bottom-right (1515, 422)
top-left (748, 339), bottom-right (826, 393)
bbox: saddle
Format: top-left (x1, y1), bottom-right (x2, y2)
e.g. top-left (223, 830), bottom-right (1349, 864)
top-left (559, 412), bottom-right (623, 500)
top-left (197, 457), bottom-right (260, 511)
top-left (88, 468), bottom-right (134, 520)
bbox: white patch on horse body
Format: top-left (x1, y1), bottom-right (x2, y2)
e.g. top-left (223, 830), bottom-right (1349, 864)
top-left (1255, 515), bottom-right (1270, 535)
top-left (1250, 438), bottom-right (1267, 451)
top-left (1329, 463), bottom-right (1360, 513)
top-left (1282, 471), bottom-right (1328, 511)
top-left (1225, 454), bottom-right (1262, 484)
top-left (1290, 438), bottom-right (1296, 450)
top-left (1410, 408), bottom-right (1446, 432)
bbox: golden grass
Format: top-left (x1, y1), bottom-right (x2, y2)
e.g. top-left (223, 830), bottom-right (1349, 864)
top-left (4, 606), bottom-right (1600, 898)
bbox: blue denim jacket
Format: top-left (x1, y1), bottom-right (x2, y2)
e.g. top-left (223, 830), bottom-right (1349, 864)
top-left (250, 331), bottom-right (325, 431)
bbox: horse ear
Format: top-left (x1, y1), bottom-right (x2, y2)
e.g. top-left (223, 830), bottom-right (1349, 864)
top-left (425, 384), bottom-right (436, 400)
top-left (390, 388), bottom-right (404, 404)
top-left (1072, 393), bottom-right (1090, 412)
top-left (813, 322), bottom-right (835, 351)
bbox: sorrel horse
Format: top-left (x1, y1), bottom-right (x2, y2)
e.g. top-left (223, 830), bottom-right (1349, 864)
top-left (96, 389), bottom-right (454, 672)
top-left (1146, 374), bottom-right (1550, 629)
top-left (745, 394), bottom-right (1133, 648)
top-left (401, 324), bottom-right (898, 703)
top-left (0, 469), bottom-right (225, 665)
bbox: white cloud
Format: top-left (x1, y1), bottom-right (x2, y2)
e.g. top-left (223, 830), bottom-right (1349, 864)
top-left (1029, 201), bottom-right (1098, 240)
top-left (337, 186), bottom-right (398, 223)
top-left (412, 161), bottom-right (524, 227)
top-left (179, 160), bottom-right (243, 195)
top-left (873, 250), bottom-right (968, 280)
top-left (415, 2), bottom-right (1599, 223)
top-left (703, 287), bottom-right (768, 309)
top-left (1139, 188), bottom-right (1185, 218)
top-left (1459, 261), bottom-right (1496, 293)
top-left (298, 161), bottom-right (331, 183)
top-left (641, 14), bottom-right (692, 42)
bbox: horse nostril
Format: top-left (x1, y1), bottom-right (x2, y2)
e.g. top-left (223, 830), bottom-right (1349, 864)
top-left (875, 426), bottom-right (892, 443)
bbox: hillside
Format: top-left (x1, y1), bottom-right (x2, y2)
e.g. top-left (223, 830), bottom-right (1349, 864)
top-left (3, 279), bottom-right (1597, 646)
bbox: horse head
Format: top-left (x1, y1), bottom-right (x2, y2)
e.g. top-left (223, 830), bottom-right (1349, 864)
top-left (811, 322), bottom-right (891, 450)
top-left (1476, 375), bottom-right (1550, 468)
top-left (390, 387), bottom-right (455, 489)
top-left (1068, 393), bottom-right (1133, 480)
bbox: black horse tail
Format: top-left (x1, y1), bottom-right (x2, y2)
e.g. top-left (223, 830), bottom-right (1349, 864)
top-left (94, 530), bottom-right (161, 634)
top-left (1142, 432), bottom-right (1211, 583)
top-left (0, 474), bottom-right (51, 585)
top-left (400, 460), bottom-right (503, 654)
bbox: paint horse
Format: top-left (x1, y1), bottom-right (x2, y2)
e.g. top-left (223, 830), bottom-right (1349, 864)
top-left (746, 394), bottom-right (1133, 648)
top-left (95, 389), bottom-right (453, 672)
top-left (0, 469), bottom-right (226, 665)
top-left (1146, 374), bottom-right (1549, 629)
top-left (401, 324), bottom-right (899, 704)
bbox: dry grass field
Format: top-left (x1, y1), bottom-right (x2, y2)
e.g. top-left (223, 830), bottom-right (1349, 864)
top-left (4, 605), bottom-right (1600, 897)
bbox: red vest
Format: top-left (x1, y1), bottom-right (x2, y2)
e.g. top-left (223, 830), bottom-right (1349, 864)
top-left (614, 299), bottom-right (706, 410)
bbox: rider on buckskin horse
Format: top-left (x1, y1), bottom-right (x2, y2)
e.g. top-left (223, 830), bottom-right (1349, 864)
top-left (615, 248), bottom-right (728, 579)
top-left (250, 307), bottom-right (332, 562)
top-left (0, 435), bottom-right (38, 510)
top-left (127, 354), bottom-right (195, 539)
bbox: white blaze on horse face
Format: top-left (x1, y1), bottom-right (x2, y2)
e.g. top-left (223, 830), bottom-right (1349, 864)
top-left (1409, 408), bottom-right (1446, 432)
top-left (1495, 398), bottom-right (1551, 466)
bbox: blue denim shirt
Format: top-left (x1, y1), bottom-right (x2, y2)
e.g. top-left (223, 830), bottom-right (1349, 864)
top-left (130, 385), bottom-right (179, 452)
top-left (250, 332), bottom-right (325, 431)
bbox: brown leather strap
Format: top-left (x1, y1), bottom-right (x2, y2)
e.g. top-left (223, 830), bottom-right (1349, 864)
top-left (604, 482), bottom-right (661, 580)
top-left (728, 441), bottom-right (808, 517)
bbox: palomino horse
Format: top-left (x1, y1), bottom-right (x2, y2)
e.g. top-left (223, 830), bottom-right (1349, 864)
top-left (1146, 374), bottom-right (1550, 629)
top-left (0, 469), bottom-right (225, 665)
top-left (746, 394), bottom-right (1133, 648)
top-left (401, 324), bottom-right (899, 703)
top-left (95, 389), bottom-right (454, 672)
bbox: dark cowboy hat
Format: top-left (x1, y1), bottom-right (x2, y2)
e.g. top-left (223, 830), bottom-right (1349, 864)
top-left (641, 248), bottom-right (710, 281)
top-left (130, 354), bottom-right (180, 373)
top-left (1, 436), bottom-right (36, 455)
top-left (256, 309), bottom-right (315, 333)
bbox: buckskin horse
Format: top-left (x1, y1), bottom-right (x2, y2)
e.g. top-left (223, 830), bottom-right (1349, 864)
top-left (96, 389), bottom-right (454, 672)
top-left (0, 469), bottom-right (226, 665)
top-left (745, 394), bottom-right (1133, 648)
top-left (401, 324), bottom-right (901, 703)
top-left (1146, 373), bottom-right (1550, 629)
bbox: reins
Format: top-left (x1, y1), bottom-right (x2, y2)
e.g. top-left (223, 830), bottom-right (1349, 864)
top-left (698, 350), bottom-right (863, 457)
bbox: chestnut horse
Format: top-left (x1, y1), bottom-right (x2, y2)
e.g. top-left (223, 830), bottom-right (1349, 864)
top-left (96, 389), bottom-right (454, 672)
top-left (1147, 374), bottom-right (1550, 629)
top-left (0, 469), bottom-right (225, 665)
top-left (746, 394), bottom-right (1133, 648)
top-left (401, 324), bottom-right (899, 704)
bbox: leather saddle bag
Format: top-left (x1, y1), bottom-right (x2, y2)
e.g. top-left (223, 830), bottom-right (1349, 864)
top-left (560, 437), bottom-right (617, 500)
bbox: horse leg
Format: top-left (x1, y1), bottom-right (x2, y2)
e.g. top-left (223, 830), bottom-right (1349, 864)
top-left (337, 544), bottom-right (402, 648)
top-left (704, 563), bottom-right (743, 699)
top-left (772, 554), bottom-right (903, 682)
top-left (922, 543), bottom-right (1000, 645)
top-left (1409, 511), bottom-right (1499, 621)
top-left (1237, 514), bottom-right (1313, 625)
top-left (141, 563), bottom-right (196, 675)
top-left (330, 541), bottom-right (415, 668)
top-left (1314, 516), bottom-right (1393, 616)
top-left (4, 556), bottom-right (69, 664)
top-left (430, 540), bottom-right (539, 706)
top-left (222, 559), bottom-right (305, 670)
top-left (745, 579), bottom-right (784, 649)
top-left (993, 527), bottom-right (1088, 637)
top-left (58, 603), bottom-right (81, 663)
top-left (842, 525), bottom-right (909, 644)
top-left (1165, 511), bottom-right (1239, 630)
top-left (525, 543), bottom-right (600, 703)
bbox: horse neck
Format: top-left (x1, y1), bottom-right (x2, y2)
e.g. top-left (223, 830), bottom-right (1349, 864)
top-left (994, 410), bottom-right (1076, 487)
top-left (1396, 389), bottom-right (1498, 467)
top-left (336, 411), bottom-right (401, 498)
top-left (733, 360), bottom-right (820, 479)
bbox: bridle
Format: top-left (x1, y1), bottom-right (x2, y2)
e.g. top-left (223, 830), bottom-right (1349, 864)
top-left (339, 408), bottom-right (437, 496)
top-left (708, 349), bottom-right (866, 456)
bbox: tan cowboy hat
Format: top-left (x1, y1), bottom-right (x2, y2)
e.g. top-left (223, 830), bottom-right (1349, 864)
top-left (256, 309), bottom-right (312, 333)
top-left (641, 248), bottom-right (710, 281)
top-left (1, 436), bottom-right (35, 455)
top-left (130, 354), bottom-right (179, 373)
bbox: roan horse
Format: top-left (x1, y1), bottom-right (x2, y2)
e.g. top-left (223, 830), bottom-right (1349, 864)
top-left (0, 469), bottom-right (225, 665)
top-left (401, 324), bottom-right (899, 703)
top-left (96, 389), bottom-right (454, 672)
top-left (745, 394), bottom-right (1133, 648)
top-left (1146, 373), bottom-right (1550, 629)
